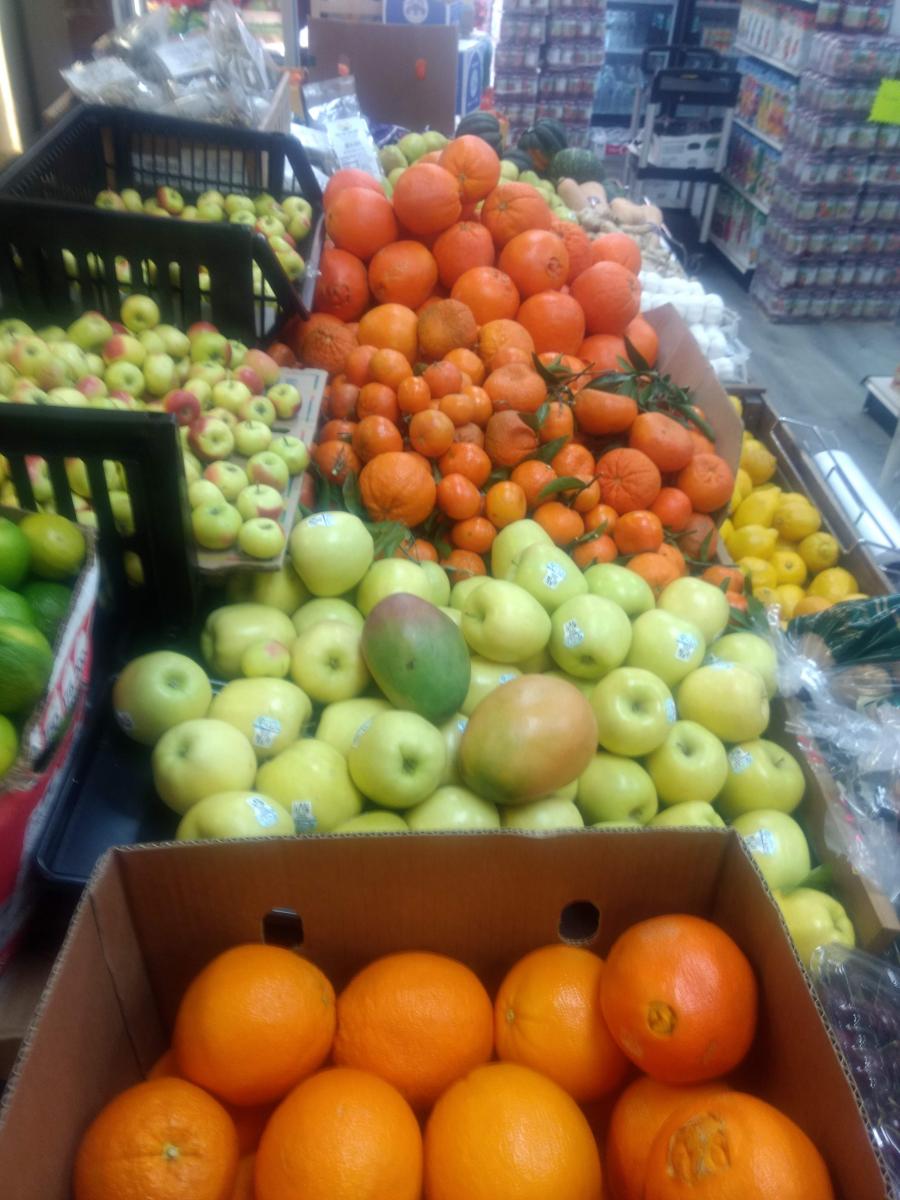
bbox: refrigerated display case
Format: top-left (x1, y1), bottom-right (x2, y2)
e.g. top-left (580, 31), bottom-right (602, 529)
top-left (593, 0), bottom-right (677, 128)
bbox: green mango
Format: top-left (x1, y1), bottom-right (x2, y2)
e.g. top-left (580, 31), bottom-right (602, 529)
top-left (361, 593), bottom-right (470, 724)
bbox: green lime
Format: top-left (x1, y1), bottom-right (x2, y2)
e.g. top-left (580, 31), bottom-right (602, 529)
top-left (0, 585), bottom-right (33, 625)
top-left (0, 618), bottom-right (53, 714)
top-left (0, 517), bottom-right (30, 589)
top-left (0, 714), bottom-right (18, 776)
top-left (21, 581), bottom-right (71, 643)
top-left (18, 512), bottom-right (86, 581)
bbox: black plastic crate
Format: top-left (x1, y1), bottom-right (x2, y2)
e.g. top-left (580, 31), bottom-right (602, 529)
top-left (0, 106), bottom-right (324, 340)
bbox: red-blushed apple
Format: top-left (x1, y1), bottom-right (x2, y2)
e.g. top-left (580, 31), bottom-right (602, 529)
top-left (591, 667), bottom-right (675, 757)
top-left (269, 435), bottom-right (309, 475)
top-left (234, 420), bottom-right (272, 457)
top-left (9, 380), bottom-right (48, 405)
top-left (156, 323), bottom-right (190, 358)
top-left (188, 480), bottom-right (225, 509)
top-left (203, 461), bottom-right (249, 500)
top-left (112, 650), bottom-right (212, 745)
top-left (183, 377), bottom-right (213, 409)
top-left (189, 417), bottom-right (235, 461)
top-left (235, 365), bottom-right (265, 395)
top-left (67, 310), bottom-right (114, 351)
top-left (348, 709), bottom-right (446, 808)
top-left (228, 340), bottom-right (247, 367)
top-left (211, 379), bottom-right (252, 414)
top-left (243, 348), bottom-right (279, 387)
top-left (9, 336), bottom-right (52, 378)
top-left (239, 395), bottom-right (276, 426)
top-left (190, 331), bottom-right (232, 366)
top-left (256, 215), bottom-right (286, 239)
top-left (287, 211), bottom-right (312, 241)
top-left (267, 382), bottom-right (301, 419)
top-left (237, 484), bottom-right (285, 521)
top-left (103, 333), bottom-right (146, 366)
top-left (110, 321), bottom-right (127, 334)
top-left (156, 186), bottom-right (184, 215)
top-left (163, 389), bottom-right (202, 426)
top-left (241, 639), bottom-right (292, 679)
top-left (191, 500), bottom-right (242, 549)
top-left (76, 375), bottom-right (107, 400)
top-left (151, 718), bottom-right (257, 813)
top-left (143, 353), bottom-right (177, 397)
top-left (31, 357), bottom-right (69, 391)
top-left (246, 451), bottom-right (289, 492)
top-left (187, 321), bottom-right (217, 338)
top-left (47, 387), bottom-right (88, 407)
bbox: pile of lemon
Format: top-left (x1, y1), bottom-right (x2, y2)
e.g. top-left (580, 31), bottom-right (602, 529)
top-left (719, 416), bottom-right (867, 619)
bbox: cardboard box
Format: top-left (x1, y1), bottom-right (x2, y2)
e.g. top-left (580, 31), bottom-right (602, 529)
top-left (648, 130), bottom-right (721, 170)
top-left (0, 832), bottom-right (890, 1197)
top-left (383, 0), bottom-right (462, 24)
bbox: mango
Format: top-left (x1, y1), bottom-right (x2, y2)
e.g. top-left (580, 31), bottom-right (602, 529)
top-left (361, 593), bottom-right (471, 724)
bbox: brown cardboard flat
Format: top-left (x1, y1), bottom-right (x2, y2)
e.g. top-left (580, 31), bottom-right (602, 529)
top-left (307, 19), bottom-right (459, 134)
top-left (0, 831), bottom-right (888, 1197)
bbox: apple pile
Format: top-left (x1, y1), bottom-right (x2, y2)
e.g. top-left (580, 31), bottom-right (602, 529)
top-left (94, 187), bottom-right (313, 284)
top-left (0, 299), bottom-right (311, 559)
top-left (113, 513), bottom-right (856, 968)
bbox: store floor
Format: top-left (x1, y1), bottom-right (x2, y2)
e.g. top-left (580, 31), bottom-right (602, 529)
top-left (697, 259), bottom-right (900, 506)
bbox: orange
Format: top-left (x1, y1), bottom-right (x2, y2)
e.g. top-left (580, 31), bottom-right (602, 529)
top-left (574, 388), bottom-right (637, 436)
top-left (352, 415), bottom-right (403, 462)
top-left (477, 318), bottom-right (535, 367)
top-left (677, 454), bottom-right (735, 513)
top-left (583, 502), bottom-right (617, 534)
top-left (629, 412), bottom-right (694, 472)
top-left (534, 501), bottom-right (584, 546)
top-left (392, 162), bottom-right (462, 235)
top-left (73, 1078), bottom-right (238, 1200)
top-left (439, 135), bottom-right (501, 203)
top-left (651, 486), bottom-right (693, 531)
top-left (255, 1068), bottom-right (422, 1200)
top-left (410, 409), bottom-right (455, 458)
top-left (441, 548), bottom-right (486, 578)
top-left (606, 1076), bottom-right (733, 1200)
top-left (551, 441), bottom-right (594, 478)
top-left (494, 944), bottom-right (629, 1103)
top-left (451, 515), bottom-right (496, 554)
top-left (580, 333), bottom-right (629, 373)
top-left (499, 229), bottom-right (570, 298)
top-left (485, 410), bottom-right (539, 467)
top-left (490, 345), bottom-right (532, 370)
top-left (614, 509), bottom-right (664, 554)
top-left (465, 384), bottom-right (492, 426)
top-left (574, 535), bottom-right (618, 567)
top-left (627, 552), bottom-right (683, 596)
top-left (591, 230), bottom-right (642, 274)
top-left (485, 480), bottom-right (527, 529)
top-left (517, 291), bottom-right (585, 355)
top-left (368, 347), bottom-right (413, 390)
top-left (314, 247), bottom-right (370, 322)
top-left (319, 419), bottom-right (356, 444)
top-left (323, 167), bottom-right (383, 210)
top-left (571, 261), bottom-right (641, 335)
top-left (539, 400), bottom-right (575, 446)
top-left (573, 479), bottom-right (601, 513)
top-left (551, 218), bottom-right (593, 282)
top-left (357, 381), bottom-right (400, 424)
top-left (484, 362), bottom-right (547, 414)
top-left (437, 473), bottom-right (482, 520)
top-left (345, 344), bottom-right (378, 387)
top-left (368, 240), bottom-right (438, 309)
top-left (702, 564), bottom-right (745, 592)
top-left (445, 347), bottom-right (485, 385)
top-left (358, 303), bottom-right (419, 362)
top-left (230, 1155), bottom-right (255, 1200)
top-left (418, 298), bottom-right (478, 360)
top-left (327, 377), bottom-right (360, 418)
top-left (433, 222), bottom-right (496, 288)
top-left (360, 451), bottom-right (436, 526)
top-left (624, 315), bottom-right (659, 367)
top-left (439, 391), bottom-right (476, 426)
top-left (451, 266), bottom-right (520, 324)
top-left (424, 1062), bottom-right (602, 1200)
top-left (333, 951), bottom-right (493, 1111)
top-left (644, 1091), bottom-right (835, 1200)
top-left (511, 460), bottom-right (557, 508)
top-left (657, 541), bottom-right (688, 578)
top-left (301, 316), bottom-right (357, 375)
top-left (600, 914), bottom-right (758, 1084)
top-left (481, 182), bottom-right (553, 248)
top-left (397, 535), bottom-right (439, 563)
top-left (398, 374), bottom-right (432, 414)
top-left (325, 187), bottom-right (398, 261)
top-left (596, 448), bottom-right (662, 514)
top-left (173, 945), bottom-right (335, 1108)
top-left (423, 360), bottom-right (463, 398)
top-left (439, 442), bottom-right (492, 487)
top-left (313, 440), bottom-right (361, 485)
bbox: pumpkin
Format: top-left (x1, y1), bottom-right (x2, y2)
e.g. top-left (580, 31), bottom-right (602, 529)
top-left (456, 111), bottom-right (505, 155)
top-left (550, 148), bottom-right (606, 184)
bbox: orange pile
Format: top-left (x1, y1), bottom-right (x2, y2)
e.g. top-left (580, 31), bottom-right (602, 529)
top-left (73, 915), bottom-right (835, 1200)
top-left (295, 148), bottom-right (735, 589)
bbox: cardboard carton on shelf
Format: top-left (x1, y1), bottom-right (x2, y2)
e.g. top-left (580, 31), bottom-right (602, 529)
top-left (0, 831), bottom-right (890, 1197)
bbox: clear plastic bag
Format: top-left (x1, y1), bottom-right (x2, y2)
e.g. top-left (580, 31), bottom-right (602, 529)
top-left (304, 76), bottom-right (383, 178)
top-left (811, 943), bottom-right (900, 1197)
top-left (60, 58), bottom-right (164, 111)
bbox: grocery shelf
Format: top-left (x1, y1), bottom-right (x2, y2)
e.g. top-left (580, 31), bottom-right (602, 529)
top-left (734, 115), bottom-right (785, 152)
top-left (710, 231), bottom-right (754, 272)
top-left (733, 40), bottom-right (802, 77)
top-left (723, 173), bottom-right (771, 214)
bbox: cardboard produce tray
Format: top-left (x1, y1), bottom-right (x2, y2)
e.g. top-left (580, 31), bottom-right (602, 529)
top-left (196, 367), bottom-right (326, 574)
top-left (0, 832), bottom-right (891, 1197)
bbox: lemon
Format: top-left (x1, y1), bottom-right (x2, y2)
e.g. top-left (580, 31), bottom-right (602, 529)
top-left (775, 538), bottom-right (798, 552)
top-left (737, 556), bottom-right (778, 590)
top-left (726, 524), bottom-right (778, 560)
top-left (734, 489), bottom-right (779, 529)
top-left (728, 394), bottom-right (743, 418)
top-left (720, 518), bottom-right (735, 544)
top-left (771, 550), bottom-right (807, 586)
top-left (774, 584), bottom-right (806, 618)
top-left (798, 532), bottom-right (840, 573)
top-left (753, 585), bottom-right (779, 605)
top-left (808, 567), bottom-right (858, 602)
top-left (17, 513), bottom-right (86, 581)
top-left (741, 438), bottom-right (777, 486)
top-left (735, 468), bottom-right (753, 497)
top-left (773, 497), bottom-right (821, 542)
top-left (794, 596), bottom-right (831, 616)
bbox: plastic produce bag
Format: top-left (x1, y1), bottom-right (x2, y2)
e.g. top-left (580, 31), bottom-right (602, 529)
top-left (61, 58), bottom-right (164, 111)
top-left (811, 943), bottom-right (900, 1197)
top-left (208, 0), bottom-right (278, 126)
top-left (304, 76), bottom-right (383, 178)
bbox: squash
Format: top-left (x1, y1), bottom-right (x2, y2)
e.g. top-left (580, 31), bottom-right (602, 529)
top-left (550, 148), bottom-right (605, 184)
top-left (609, 197), bottom-right (647, 225)
top-left (518, 118), bottom-right (568, 171)
top-left (556, 177), bottom-right (588, 212)
top-left (579, 181), bottom-right (608, 205)
top-left (456, 112), bottom-right (504, 154)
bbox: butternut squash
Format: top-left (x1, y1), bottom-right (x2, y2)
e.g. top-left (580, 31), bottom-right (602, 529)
top-left (556, 178), bottom-right (588, 213)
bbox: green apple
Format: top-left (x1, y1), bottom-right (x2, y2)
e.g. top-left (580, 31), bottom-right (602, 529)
top-left (502, 797), bottom-right (584, 830)
top-left (241, 640), bottom-right (291, 678)
top-left (440, 606), bottom-right (462, 628)
top-left (152, 718), bottom-right (258, 814)
top-left (234, 420), bottom-right (273, 457)
top-left (732, 809), bottom-right (811, 891)
top-left (204, 461), bottom-right (249, 500)
top-left (491, 519), bottom-right (552, 580)
top-left (316, 697), bottom-right (392, 758)
top-left (592, 667), bottom-right (674, 757)
top-left (584, 563), bottom-right (655, 617)
top-left (461, 579), bottom-right (551, 664)
top-left (774, 887), bottom-right (855, 969)
top-left (646, 720), bottom-right (728, 807)
top-left (333, 810), bottom-right (408, 833)
top-left (292, 597), bottom-right (364, 636)
top-left (549, 594), bottom-right (632, 679)
top-left (157, 324), bottom-right (191, 358)
top-left (143, 352), bottom-right (176, 397)
top-left (718, 739), bottom-right (805, 818)
top-left (677, 664), bottom-right (770, 743)
top-left (450, 574), bottom-right (488, 610)
top-left (515, 646), bottom-right (554, 673)
top-left (175, 790), bottom-right (294, 840)
top-left (709, 631), bottom-right (778, 698)
top-left (649, 802), bottom-right (726, 829)
top-left (256, 738), bottom-right (363, 831)
top-left (421, 560), bottom-right (451, 607)
top-left (201, 603), bottom-right (297, 678)
top-left (406, 785), bottom-right (500, 831)
top-left (67, 311), bottom-right (114, 351)
top-left (208, 677), bottom-right (312, 759)
top-left (290, 620), bottom-right (369, 703)
top-left (348, 710), bottom-right (446, 809)
top-left (290, 512), bottom-right (374, 596)
top-left (513, 543), bottom-right (587, 612)
top-left (121, 294), bottom-right (160, 333)
top-left (462, 659), bottom-right (520, 716)
top-left (591, 819), bottom-right (643, 829)
top-left (577, 752), bottom-right (658, 824)
top-left (247, 451), bottom-right (289, 492)
top-left (269, 435), bottom-right (310, 474)
top-left (192, 500), bottom-right (242, 550)
top-left (437, 712), bottom-right (467, 784)
top-left (188, 480), bottom-right (224, 509)
top-left (112, 650), bottom-right (212, 745)
top-left (356, 558), bottom-right (433, 616)
top-left (658, 577), bottom-right (731, 644)
top-left (239, 518), bottom-right (286, 560)
top-left (626, 609), bottom-right (706, 687)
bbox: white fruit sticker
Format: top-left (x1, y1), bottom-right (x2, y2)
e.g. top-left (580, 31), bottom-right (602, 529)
top-left (729, 747), bottom-right (753, 774)
top-left (498, 672), bottom-right (517, 684)
top-left (742, 828), bottom-right (776, 856)
top-left (291, 800), bottom-right (317, 832)
top-left (352, 717), bottom-right (373, 747)
top-left (307, 512), bottom-right (334, 527)
top-left (252, 715), bottom-right (281, 748)
top-left (115, 710), bottom-right (134, 731)
top-left (563, 619), bottom-right (585, 649)
top-left (457, 717), bottom-right (468, 733)
top-left (665, 698), bottom-right (677, 723)
top-left (246, 795), bottom-right (279, 828)
top-left (675, 633), bottom-right (699, 662)
top-left (708, 660), bottom-right (734, 671)
top-left (543, 561), bottom-right (567, 590)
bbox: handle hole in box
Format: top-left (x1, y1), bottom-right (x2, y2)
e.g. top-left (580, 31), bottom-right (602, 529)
top-left (262, 908), bottom-right (304, 949)
top-left (558, 900), bottom-right (600, 945)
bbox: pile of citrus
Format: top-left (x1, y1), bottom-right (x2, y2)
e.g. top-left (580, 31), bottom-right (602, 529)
top-left (73, 914), bottom-right (835, 1200)
top-left (287, 142), bottom-right (735, 594)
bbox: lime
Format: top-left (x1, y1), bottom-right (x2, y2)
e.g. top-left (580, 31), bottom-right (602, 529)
top-left (0, 584), bottom-right (34, 625)
top-left (0, 714), bottom-right (18, 776)
top-left (0, 517), bottom-right (30, 589)
top-left (21, 581), bottom-right (71, 643)
top-left (18, 512), bottom-right (86, 580)
top-left (0, 619), bottom-right (53, 714)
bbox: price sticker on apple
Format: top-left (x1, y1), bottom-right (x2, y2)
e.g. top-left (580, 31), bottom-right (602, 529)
top-left (292, 800), bottom-right (318, 833)
top-left (246, 795), bottom-right (280, 828)
top-left (665, 698), bottom-right (677, 724)
top-left (741, 828), bottom-right (776, 856)
top-left (457, 717), bottom-right (468, 733)
top-left (729, 747), bottom-right (753, 774)
top-left (675, 633), bottom-right (699, 662)
top-left (563, 620), bottom-right (585, 649)
top-left (307, 513), bottom-right (335, 527)
top-left (252, 716), bottom-right (282, 749)
top-left (116, 709), bottom-right (135, 732)
top-left (543, 561), bottom-right (567, 590)
top-left (352, 717), bottom-right (374, 748)
top-left (498, 672), bottom-right (517, 684)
